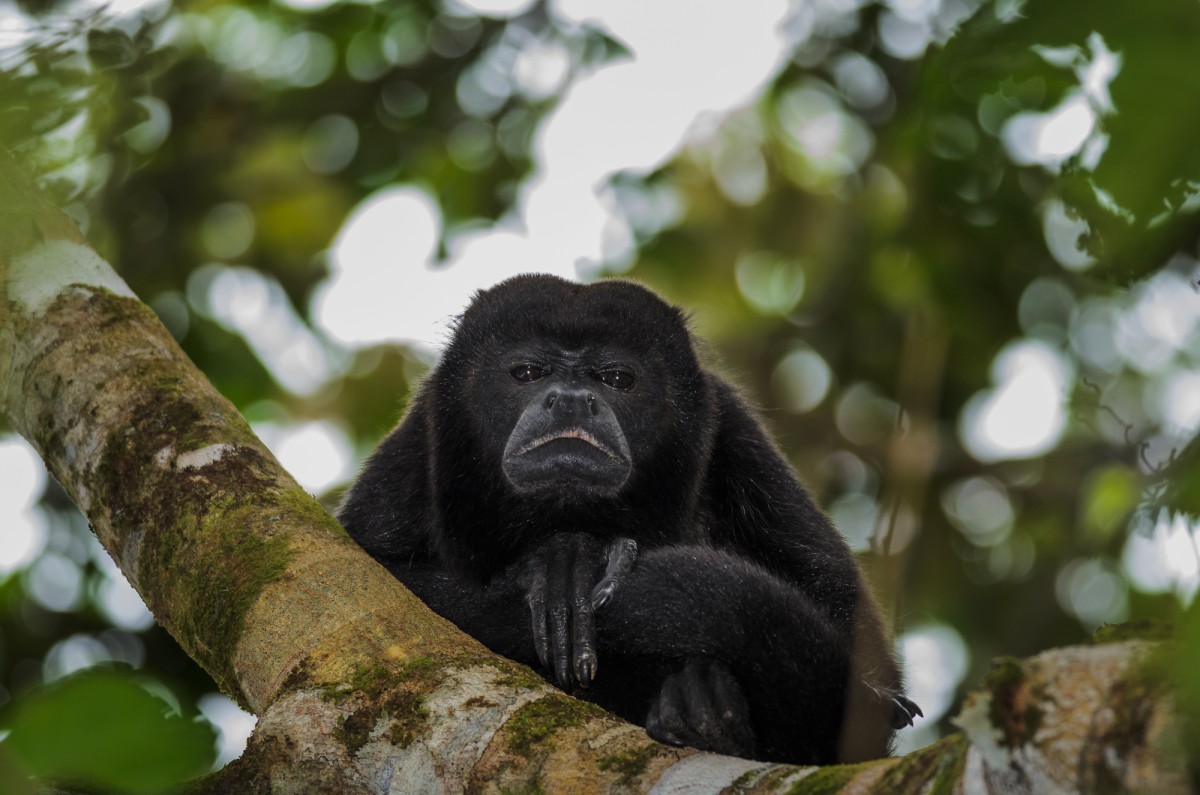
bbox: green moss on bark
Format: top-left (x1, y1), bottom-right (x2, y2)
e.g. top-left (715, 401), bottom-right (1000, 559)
top-left (497, 784), bottom-right (547, 795)
top-left (786, 760), bottom-right (877, 795)
top-left (730, 764), bottom-right (798, 791)
top-left (1091, 619), bottom-right (1174, 645)
top-left (596, 743), bottom-right (657, 785)
top-left (875, 735), bottom-right (967, 795)
top-left (477, 657), bottom-right (545, 691)
top-left (503, 695), bottom-right (607, 758)
top-left (321, 658), bottom-right (443, 755)
top-left (66, 287), bottom-right (354, 705)
top-left (984, 656), bottom-right (1044, 748)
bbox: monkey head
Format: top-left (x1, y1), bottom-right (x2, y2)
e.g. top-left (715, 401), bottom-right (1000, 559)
top-left (431, 274), bottom-right (711, 508)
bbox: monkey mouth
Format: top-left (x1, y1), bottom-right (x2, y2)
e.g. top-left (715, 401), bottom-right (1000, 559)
top-left (516, 428), bottom-right (624, 463)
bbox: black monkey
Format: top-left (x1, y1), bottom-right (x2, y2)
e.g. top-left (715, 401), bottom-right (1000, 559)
top-left (338, 274), bottom-right (919, 764)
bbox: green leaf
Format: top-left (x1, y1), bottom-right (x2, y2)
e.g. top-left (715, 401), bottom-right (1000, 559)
top-left (1161, 439), bottom-right (1200, 518)
top-left (929, 0), bottom-right (1200, 277)
top-left (87, 28), bottom-right (139, 70)
top-left (1080, 465), bottom-right (1140, 544)
top-left (1172, 602), bottom-right (1200, 766)
top-left (0, 669), bottom-right (217, 794)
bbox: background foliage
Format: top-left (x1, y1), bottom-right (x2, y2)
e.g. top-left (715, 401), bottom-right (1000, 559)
top-left (1, 0), bottom-right (1198, 788)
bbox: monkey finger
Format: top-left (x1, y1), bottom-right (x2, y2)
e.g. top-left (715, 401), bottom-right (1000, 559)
top-left (702, 659), bottom-right (756, 756)
top-left (546, 547), bottom-right (573, 689)
top-left (572, 602), bottom-right (597, 688)
top-left (605, 537), bottom-right (638, 578)
top-left (678, 662), bottom-right (722, 748)
top-left (645, 699), bottom-right (685, 748)
top-left (590, 577), bottom-right (619, 610)
top-left (571, 553), bottom-right (598, 688)
top-left (646, 674), bottom-right (688, 746)
top-left (550, 632), bottom-right (571, 688)
top-left (591, 537), bottom-right (637, 609)
top-left (526, 564), bottom-right (550, 671)
top-left (889, 695), bottom-right (923, 729)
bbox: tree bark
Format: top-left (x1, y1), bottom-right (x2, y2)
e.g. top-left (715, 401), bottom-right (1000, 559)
top-left (1, 147), bottom-right (1192, 794)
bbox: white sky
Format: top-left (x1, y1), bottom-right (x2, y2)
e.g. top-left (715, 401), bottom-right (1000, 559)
top-left (312, 0), bottom-right (793, 350)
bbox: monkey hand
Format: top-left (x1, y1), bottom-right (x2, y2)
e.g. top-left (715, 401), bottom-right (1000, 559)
top-left (516, 533), bottom-right (637, 690)
top-left (646, 657), bottom-right (756, 759)
top-left (861, 680), bottom-right (923, 729)
top-left (887, 693), bottom-right (923, 729)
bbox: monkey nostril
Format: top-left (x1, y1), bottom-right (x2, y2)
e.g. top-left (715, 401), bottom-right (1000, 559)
top-left (546, 388), bottom-right (595, 417)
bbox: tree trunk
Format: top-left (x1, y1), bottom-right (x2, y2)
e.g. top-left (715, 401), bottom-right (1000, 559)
top-left (0, 148), bottom-right (1192, 793)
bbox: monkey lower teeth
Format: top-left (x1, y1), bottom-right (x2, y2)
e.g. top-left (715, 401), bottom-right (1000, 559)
top-left (518, 428), bottom-right (615, 459)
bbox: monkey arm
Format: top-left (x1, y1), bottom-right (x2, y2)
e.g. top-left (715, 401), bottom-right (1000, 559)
top-left (697, 381), bottom-right (916, 756)
top-left (506, 533), bottom-right (636, 689)
top-left (590, 544), bottom-right (859, 763)
top-left (392, 542), bottom-right (896, 764)
top-left (702, 379), bottom-right (862, 619)
top-left (380, 534), bottom-right (637, 691)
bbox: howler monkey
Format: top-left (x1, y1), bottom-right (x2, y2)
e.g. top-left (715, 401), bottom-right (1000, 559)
top-left (338, 274), bottom-right (918, 764)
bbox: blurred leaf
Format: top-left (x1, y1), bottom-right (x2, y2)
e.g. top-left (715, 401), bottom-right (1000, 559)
top-left (1161, 438), bottom-right (1200, 518)
top-left (0, 743), bottom-right (36, 795)
top-left (1080, 465), bottom-right (1140, 544)
top-left (1171, 601), bottom-right (1200, 766)
top-left (87, 28), bottom-right (139, 70)
top-left (1, 669), bottom-right (216, 794)
top-left (930, 0), bottom-right (1200, 277)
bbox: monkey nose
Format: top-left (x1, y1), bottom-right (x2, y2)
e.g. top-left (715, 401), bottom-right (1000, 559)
top-left (544, 387), bottom-right (598, 418)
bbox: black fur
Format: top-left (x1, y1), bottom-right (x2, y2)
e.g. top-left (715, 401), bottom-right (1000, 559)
top-left (338, 274), bottom-right (916, 764)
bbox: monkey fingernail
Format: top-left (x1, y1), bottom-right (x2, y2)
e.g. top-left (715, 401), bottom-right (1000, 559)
top-left (575, 652), bottom-right (597, 687)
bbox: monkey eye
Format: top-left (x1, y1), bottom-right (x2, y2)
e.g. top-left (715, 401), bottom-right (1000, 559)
top-left (510, 364), bottom-right (548, 382)
top-left (597, 370), bottom-right (636, 391)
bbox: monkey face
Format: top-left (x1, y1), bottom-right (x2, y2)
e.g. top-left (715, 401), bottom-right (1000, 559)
top-left (431, 274), bottom-right (710, 513)
top-left (498, 351), bottom-right (636, 497)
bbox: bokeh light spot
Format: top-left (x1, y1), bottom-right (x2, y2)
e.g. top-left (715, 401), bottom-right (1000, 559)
top-left (835, 382), bottom-right (899, 447)
top-left (27, 553), bottom-right (85, 613)
top-left (199, 693), bottom-right (258, 769)
top-left (200, 203), bottom-right (255, 261)
top-left (941, 476), bottom-right (1014, 547)
top-left (735, 252), bottom-right (806, 315)
top-left (959, 340), bottom-right (1071, 462)
top-left (1122, 511), bottom-right (1200, 605)
top-left (1055, 557), bottom-right (1129, 629)
top-left (895, 622), bottom-right (970, 753)
top-left (253, 421), bottom-right (353, 495)
top-left (0, 436), bottom-right (48, 574)
top-left (302, 115), bottom-right (359, 175)
top-left (456, 0), bottom-right (537, 17)
top-left (772, 347), bottom-right (833, 414)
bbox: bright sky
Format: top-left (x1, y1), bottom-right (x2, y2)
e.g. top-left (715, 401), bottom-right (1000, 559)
top-left (313, 0), bottom-right (793, 350)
